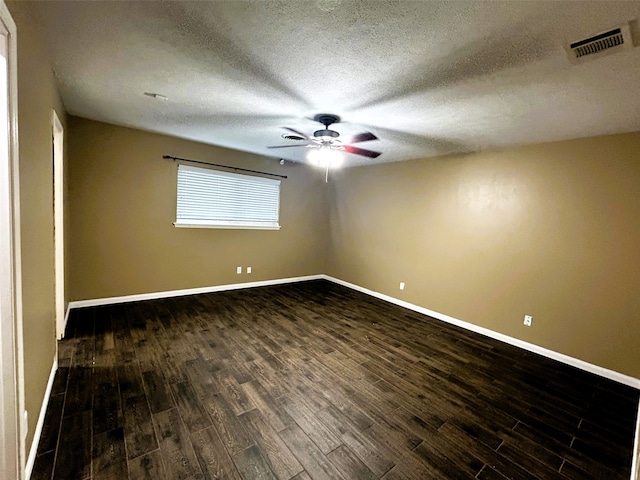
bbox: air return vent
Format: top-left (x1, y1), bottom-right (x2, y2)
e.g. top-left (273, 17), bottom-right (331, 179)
top-left (566, 24), bottom-right (634, 63)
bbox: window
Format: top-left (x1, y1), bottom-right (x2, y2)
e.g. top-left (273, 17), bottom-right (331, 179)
top-left (175, 164), bottom-right (281, 229)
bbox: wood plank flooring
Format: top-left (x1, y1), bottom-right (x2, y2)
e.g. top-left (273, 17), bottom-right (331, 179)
top-left (31, 280), bottom-right (639, 479)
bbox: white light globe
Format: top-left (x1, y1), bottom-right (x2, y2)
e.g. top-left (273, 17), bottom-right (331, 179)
top-left (307, 148), bottom-right (343, 168)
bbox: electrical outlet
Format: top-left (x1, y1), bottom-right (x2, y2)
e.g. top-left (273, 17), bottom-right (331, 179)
top-left (524, 315), bottom-right (533, 326)
top-left (247, 267), bottom-right (252, 274)
top-left (399, 282), bottom-right (405, 290)
top-left (236, 266), bottom-right (242, 274)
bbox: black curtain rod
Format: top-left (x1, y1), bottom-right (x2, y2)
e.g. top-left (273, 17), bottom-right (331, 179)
top-left (163, 155), bottom-right (288, 179)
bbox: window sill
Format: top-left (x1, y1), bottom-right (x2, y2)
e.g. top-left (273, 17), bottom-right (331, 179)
top-left (174, 222), bottom-right (281, 230)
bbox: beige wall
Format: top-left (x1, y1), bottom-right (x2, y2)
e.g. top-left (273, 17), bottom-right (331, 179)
top-left (328, 133), bottom-right (640, 378)
top-left (7, 1), bottom-right (68, 452)
top-left (68, 117), bottom-right (329, 300)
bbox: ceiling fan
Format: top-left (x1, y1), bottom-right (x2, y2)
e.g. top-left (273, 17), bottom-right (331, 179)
top-left (268, 114), bottom-right (381, 159)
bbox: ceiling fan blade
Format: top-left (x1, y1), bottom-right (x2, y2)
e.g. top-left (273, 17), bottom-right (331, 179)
top-left (281, 127), bottom-right (310, 139)
top-left (349, 131), bottom-right (378, 143)
top-left (267, 144), bottom-right (312, 149)
top-left (344, 145), bottom-right (382, 158)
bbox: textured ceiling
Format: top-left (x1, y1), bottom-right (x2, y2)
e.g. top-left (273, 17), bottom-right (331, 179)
top-left (32, 0), bottom-right (640, 166)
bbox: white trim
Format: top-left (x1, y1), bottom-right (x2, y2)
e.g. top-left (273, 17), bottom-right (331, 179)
top-left (174, 223), bottom-right (281, 230)
top-left (24, 356), bottom-right (57, 480)
top-left (67, 275), bottom-right (325, 309)
top-left (321, 275), bottom-right (640, 390)
top-left (52, 110), bottom-right (64, 340)
top-left (631, 398), bottom-right (640, 480)
top-left (63, 305), bottom-right (71, 335)
top-left (0, 2), bottom-right (24, 478)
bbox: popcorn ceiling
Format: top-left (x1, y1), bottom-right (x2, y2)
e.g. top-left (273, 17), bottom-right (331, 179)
top-left (34, 0), bottom-right (640, 166)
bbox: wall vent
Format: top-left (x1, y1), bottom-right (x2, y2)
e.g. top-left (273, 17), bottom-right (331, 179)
top-left (566, 24), bottom-right (634, 63)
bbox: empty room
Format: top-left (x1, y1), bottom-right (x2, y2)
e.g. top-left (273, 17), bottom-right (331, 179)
top-left (1, 1), bottom-right (640, 480)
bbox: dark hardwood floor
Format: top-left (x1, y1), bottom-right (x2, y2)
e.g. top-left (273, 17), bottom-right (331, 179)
top-left (31, 280), bottom-right (639, 479)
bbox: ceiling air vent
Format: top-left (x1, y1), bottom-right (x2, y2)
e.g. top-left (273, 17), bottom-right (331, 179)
top-left (281, 133), bottom-right (305, 141)
top-left (566, 24), bottom-right (634, 63)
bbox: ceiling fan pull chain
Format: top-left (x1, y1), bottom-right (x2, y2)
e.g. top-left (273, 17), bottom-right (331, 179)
top-left (325, 164), bottom-right (329, 183)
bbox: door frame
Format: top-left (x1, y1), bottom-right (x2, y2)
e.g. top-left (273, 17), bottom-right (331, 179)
top-left (52, 110), bottom-right (64, 340)
top-left (0, 1), bottom-right (25, 478)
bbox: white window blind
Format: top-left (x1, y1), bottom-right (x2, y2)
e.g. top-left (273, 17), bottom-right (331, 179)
top-left (175, 164), bottom-right (281, 230)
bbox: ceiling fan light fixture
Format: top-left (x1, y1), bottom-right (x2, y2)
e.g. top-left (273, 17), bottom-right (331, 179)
top-left (314, 129), bottom-right (340, 140)
top-left (267, 113), bottom-right (380, 161)
top-left (307, 146), bottom-right (343, 169)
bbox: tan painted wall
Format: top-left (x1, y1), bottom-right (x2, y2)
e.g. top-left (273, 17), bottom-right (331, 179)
top-left (68, 117), bottom-right (329, 301)
top-left (328, 133), bottom-right (640, 378)
top-left (7, 1), bottom-right (68, 452)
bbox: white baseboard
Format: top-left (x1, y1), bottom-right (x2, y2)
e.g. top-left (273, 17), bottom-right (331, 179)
top-left (25, 355), bottom-right (57, 480)
top-left (62, 305), bottom-right (71, 338)
top-left (322, 275), bottom-right (640, 390)
top-left (67, 274), bottom-right (325, 309)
